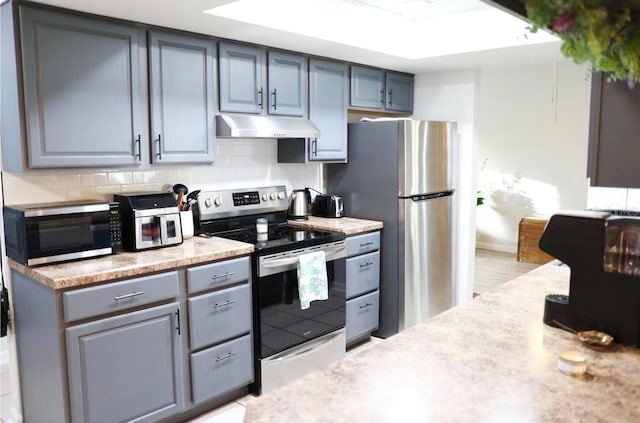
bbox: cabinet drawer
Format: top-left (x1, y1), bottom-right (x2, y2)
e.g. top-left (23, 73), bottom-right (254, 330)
top-left (63, 272), bottom-right (179, 322)
top-left (187, 256), bottom-right (250, 294)
top-left (346, 291), bottom-right (379, 343)
top-left (190, 334), bottom-right (253, 404)
top-left (346, 232), bottom-right (380, 256)
top-left (345, 251), bottom-right (380, 299)
top-left (188, 284), bottom-right (252, 350)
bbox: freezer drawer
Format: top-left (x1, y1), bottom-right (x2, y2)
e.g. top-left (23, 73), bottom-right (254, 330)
top-left (344, 251), bottom-right (380, 299)
top-left (190, 334), bottom-right (253, 404)
top-left (346, 290), bottom-right (379, 343)
top-left (188, 283), bottom-right (252, 350)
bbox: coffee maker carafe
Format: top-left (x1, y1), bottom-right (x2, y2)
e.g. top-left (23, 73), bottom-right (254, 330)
top-left (539, 211), bottom-right (640, 347)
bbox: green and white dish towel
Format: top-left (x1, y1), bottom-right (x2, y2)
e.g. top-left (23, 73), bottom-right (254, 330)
top-left (297, 251), bottom-right (328, 310)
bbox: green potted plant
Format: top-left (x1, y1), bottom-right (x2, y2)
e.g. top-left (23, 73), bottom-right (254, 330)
top-left (526, 0), bottom-right (640, 87)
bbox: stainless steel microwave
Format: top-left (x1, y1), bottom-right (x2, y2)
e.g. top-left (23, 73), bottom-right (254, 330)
top-left (3, 200), bottom-right (119, 266)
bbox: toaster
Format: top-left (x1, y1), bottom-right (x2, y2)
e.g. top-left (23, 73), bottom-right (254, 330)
top-left (312, 194), bottom-right (344, 218)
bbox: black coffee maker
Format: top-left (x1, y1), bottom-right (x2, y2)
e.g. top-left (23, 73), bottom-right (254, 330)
top-left (539, 211), bottom-right (640, 347)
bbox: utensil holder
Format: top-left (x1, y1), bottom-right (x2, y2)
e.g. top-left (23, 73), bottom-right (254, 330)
top-left (180, 210), bottom-right (194, 239)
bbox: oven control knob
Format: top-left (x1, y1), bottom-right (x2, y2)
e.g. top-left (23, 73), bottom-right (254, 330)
top-left (214, 197), bottom-right (222, 207)
top-left (262, 193), bottom-right (269, 201)
top-left (270, 192), bottom-right (277, 200)
top-left (278, 191), bottom-right (285, 200)
top-left (204, 197), bottom-right (212, 208)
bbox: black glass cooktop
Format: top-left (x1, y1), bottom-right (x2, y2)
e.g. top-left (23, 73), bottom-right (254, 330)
top-left (201, 222), bottom-right (344, 254)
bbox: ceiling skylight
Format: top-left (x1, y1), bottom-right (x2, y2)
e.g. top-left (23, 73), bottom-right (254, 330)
top-left (203, 0), bottom-right (559, 60)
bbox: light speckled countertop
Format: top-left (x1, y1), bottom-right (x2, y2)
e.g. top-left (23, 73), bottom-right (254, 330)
top-left (8, 236), bottom-right (253, 290)
top-left (245, 263), bottom-right (640, 422)
top-left (288, 216), bottom-right (383, 235)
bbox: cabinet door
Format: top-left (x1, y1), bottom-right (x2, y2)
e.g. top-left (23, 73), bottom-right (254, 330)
top-left (19, 6), bottom-right (144, 167)
top-left (350, 66), bottom-right (384, 109)
top-left (149, 31), bottom-right (215, 163)
top-left (268, 51), bottom-right (306, 116)
top-left (386, 72), bottom-right (414, 113)
top-left (66, 302), bottom-right (184, 423)
top-left (218, 42), bottom-right (263, 113)
top-left (588, 72), bottom-right (640, 188)
top-left (309, 59), bottom-right (348, 161)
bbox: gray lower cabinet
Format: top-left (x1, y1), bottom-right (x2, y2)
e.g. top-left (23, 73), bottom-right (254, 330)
top-left (11, 256), bottom-right (254, 423)
top-left (218, 42), bottom-right (264, 113)
top-left (19, 6), bottom-right (146, 167)
top-left (339, 231), bottom-right (381, 346)
top-left (350, 65), bottom-right (414, 113)
top-left (309, 59), bottom-right (348, 161)
top-left (66, 302), bottom-right (184, 423)
top-left (149, 31), bottom-right (216, 164)
top-left (267, 51), bottom-right (306, 116)
top-left (588, 72), bottom-right (640, 188)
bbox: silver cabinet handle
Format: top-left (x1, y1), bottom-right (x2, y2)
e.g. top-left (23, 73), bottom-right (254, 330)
top-left (258, 87), bottom-right (263, 108)
top-left (359, 262), bottom-right (374, 268)
top-left (360, 242), bottom-right (374, 247)
top-left (379, 89), bottom-right (384, 104)
top-left (272, 88), bottom-right (277, 110)
top-left (216, 351), bottom-right (237, 362)
top-left (359, 302), bottom-right (373, 309)
top-left (211, 271), bottom-right (235, 282)
top-left (311, 138), bottom-right (318, 157)
top-left (388, 89), bottom-right (393, 106)
top-left (155, 134), bottom-right (162, 160)
top-left (114, 291), bottom-right (144, 301)
top-left (213, 299), bottom-right (237, 310)
top-left (134, 134), bottom-right (141, 161)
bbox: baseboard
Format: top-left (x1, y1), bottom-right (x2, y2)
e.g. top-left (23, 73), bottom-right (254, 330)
top-left (475, 242), bottom-right (517, 254)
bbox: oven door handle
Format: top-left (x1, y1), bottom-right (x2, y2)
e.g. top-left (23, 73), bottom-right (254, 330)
top-left (262, 244), bottom-right (346, 268)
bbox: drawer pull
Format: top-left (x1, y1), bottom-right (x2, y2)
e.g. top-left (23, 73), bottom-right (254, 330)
top-left (216, 351), bottom-right (238, 362)
top-left (359, 302), bottom-right (373, 309)
top-left (114, 291), bottom-right (144, 301)
top-left (213, 299), bottom-right (237, 310)
top-left (359, 242), bottom-right (374, 247)
top-left (211, 271), bottom-right (235, 282)
top-left (359, 262), bottom-right (374, 268)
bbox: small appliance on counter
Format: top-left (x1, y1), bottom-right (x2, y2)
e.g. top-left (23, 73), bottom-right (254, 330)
top-left (539, 210), bottom-right (640, 347)
top-left (310, 189), bottom-right (344, 218)
top-left (114, 192), bottom-right (182, 251)
top-left (287, 188), bottom-right (311, 220)
top-left (3, 200), bottom-right (118, 266)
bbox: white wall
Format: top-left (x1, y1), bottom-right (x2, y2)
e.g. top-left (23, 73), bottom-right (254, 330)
top-left (474, 61), bottom-right (591, 253)
top-left (2, 139), bottom-right (321, 205)
top-left (413, 70), bottom-right (479, 305)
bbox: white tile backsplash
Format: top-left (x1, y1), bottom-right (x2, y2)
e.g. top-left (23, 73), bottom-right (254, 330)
top-left (1, 139), bottom-right (321, 205)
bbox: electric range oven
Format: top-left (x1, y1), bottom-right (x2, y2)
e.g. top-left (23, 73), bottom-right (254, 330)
top-left (194, 186), bottom-right (347, 394)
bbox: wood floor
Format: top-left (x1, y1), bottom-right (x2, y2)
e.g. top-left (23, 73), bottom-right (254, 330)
top-left (473, 248), bottom-right (540, 294)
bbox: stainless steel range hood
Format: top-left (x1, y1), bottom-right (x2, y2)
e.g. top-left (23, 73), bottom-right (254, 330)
top-left (215, 114), bottom-right (320, 139)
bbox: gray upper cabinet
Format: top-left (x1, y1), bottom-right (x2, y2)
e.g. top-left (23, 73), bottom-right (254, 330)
top-left (149, 31), bottom-right (216, 164)
top-left (350, 65), bottom-right (414, 113)
top-left (218, 42), bottom-right (264, 113)
top-left (386, 72), bottom-right (414, 112)
top-left (588, 72), bottom-right (640, 188)
top-left (350, 66), bottom-right (385, 110)
top-left (66, 302), bottom-right (184, 423)
top-left (19, 6), bottom-right (145, 167)
top-left (267, 51), bottom-right (306, 116)
top-left (309, 59), bottom-right (348, 161)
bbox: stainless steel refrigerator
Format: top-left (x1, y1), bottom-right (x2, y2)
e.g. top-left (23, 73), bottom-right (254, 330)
top-left (326, 119), bottom-right (455, 338)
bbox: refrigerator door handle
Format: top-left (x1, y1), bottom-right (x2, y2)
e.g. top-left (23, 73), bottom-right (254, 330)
top-left (402, 190), bottom-right (455, 202)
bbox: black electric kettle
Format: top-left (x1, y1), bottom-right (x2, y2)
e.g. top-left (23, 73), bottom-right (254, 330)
top-left (288, 188), bottom-right (311, 220)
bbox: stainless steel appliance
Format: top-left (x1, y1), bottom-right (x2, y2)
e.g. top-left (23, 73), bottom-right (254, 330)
top-left (3, 200), bottom-right (117, 266)
top-left (287, 188), bottom-right (311, 220)
top-left (193, 185), bottom-right (347, 394)
top-left (114, 193), bottom-right (182, 251)
top-left (327, 119), bottom-right (456, 337)
top-left (312, 193), bottom-right (344, 218)
top-left (540, 210), bottom-right (640, 347)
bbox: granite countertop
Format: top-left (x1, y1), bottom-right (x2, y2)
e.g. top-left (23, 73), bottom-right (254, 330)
top-left (8, 236), bottom-right (253, 290)
top-left (288, 216), bottom-right (383, 235)
top-left (245, 263), bottom-right (640, 422)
